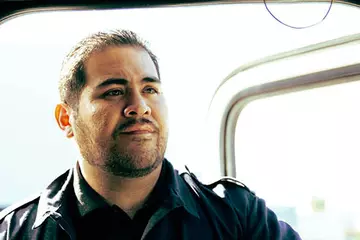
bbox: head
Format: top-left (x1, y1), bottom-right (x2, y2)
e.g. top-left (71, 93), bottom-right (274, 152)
top-left (55, 30), bottom-right (168, 178)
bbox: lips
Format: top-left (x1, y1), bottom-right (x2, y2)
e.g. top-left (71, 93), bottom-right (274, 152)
top-left (120, 124), bottom-right (155, 134)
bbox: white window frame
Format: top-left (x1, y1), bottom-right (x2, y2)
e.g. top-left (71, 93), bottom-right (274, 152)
top-left (206, 32), bottom-right (360, 178)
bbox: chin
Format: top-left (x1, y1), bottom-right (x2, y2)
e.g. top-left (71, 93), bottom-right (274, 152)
top-left (129, 151), bottom-right (163, 168)
top-left (103, 147), bottom-right (164, 177)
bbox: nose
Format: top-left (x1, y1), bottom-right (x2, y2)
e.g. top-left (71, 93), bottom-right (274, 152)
top-left (123, 93), bottom-right (151, 118)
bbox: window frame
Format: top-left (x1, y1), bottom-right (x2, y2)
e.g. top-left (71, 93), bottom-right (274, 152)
top-left (207, 32), bottom-right (360, 177)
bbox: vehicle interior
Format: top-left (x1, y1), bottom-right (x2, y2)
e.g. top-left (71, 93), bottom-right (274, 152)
top-left (1, 0), bottom-right (360, 239)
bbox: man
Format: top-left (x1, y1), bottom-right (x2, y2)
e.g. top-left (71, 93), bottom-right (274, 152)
top-left (0, 29), bottom-right (301, 239)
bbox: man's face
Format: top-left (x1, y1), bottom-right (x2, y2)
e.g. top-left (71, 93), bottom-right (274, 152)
top-left (70, 46), bottom-right (168, 177)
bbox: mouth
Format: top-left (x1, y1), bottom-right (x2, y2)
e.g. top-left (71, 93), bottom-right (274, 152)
top-left (120, 124), bottom-right (155, 135)
top-left (121, 130), bottom-right (154, 135)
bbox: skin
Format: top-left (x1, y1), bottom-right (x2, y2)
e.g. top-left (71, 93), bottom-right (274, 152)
top-left (55, 46), bottom-right (168, 217)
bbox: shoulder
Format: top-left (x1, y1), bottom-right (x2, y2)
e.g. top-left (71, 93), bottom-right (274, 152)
top-left (180, 171), bottom-right (258, 232)
top-left (206, 176), bottom-right (255, 194)
top-left (0, 193), bottom-right (40, 222)
top-left (204, 176), bottom-right (257, 206)
top-left (0, 168), bottom-right (73, 223)
top-left (181, 169), bottom-right (256, 205)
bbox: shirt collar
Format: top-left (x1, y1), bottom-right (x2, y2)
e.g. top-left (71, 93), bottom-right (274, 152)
top-left (73, 159), bottom-right (199, 218)
top-left (33, 158), bottom-right (200, 229)
top-left (32, 168), bottom-right (74, 229)
top-left (161, 159), bottom-right (200, 219)
top-left (73, 162), bottom-right (108, 216)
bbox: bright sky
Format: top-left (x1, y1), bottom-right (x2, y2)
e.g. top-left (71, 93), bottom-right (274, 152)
top-left (0, 2), bottom-right (360, 238)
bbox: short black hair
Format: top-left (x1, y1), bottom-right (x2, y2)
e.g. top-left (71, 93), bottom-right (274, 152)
top-left (59, 29), bottom-right (160, 109)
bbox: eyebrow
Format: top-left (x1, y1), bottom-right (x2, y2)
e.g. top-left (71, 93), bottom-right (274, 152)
top-left (96, 77), bottom-right (161, 89)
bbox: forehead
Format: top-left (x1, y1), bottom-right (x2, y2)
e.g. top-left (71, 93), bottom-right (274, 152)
top-left (84, 46), bottom-right (158, 85)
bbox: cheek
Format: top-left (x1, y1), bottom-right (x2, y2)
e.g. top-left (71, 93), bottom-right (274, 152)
top-left (77, 103), bottom-right (110, 133)
top-left (92, 102), bottom-right (124, 134)
top-left (152, 97), bottom-right (168, 129)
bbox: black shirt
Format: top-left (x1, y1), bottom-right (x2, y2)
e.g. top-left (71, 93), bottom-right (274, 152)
top-left (73, 161), bottom-right (170, 240)
top-left (1, 158), bottom-right (301, 239)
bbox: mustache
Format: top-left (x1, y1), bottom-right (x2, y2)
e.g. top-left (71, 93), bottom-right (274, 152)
top-left (115, 118), bottom-right (159, 134)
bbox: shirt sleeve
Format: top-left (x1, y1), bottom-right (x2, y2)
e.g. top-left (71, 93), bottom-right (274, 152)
top-left (244, 193), bottom-right (302, 240)
top-left (222, 182), bottom-right (301, 239)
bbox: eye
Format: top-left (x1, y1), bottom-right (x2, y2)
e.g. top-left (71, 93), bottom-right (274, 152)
top-left (143, 87), bottom-right (159, 94)
top-left (104, 89), bottom-right (125, 97)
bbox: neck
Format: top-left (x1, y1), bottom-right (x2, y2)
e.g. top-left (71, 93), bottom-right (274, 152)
top-left (79, 160), bottom-right (163, 218)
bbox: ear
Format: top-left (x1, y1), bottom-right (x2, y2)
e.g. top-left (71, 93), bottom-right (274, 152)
top-left (55, 103), bottom-right (74, 138)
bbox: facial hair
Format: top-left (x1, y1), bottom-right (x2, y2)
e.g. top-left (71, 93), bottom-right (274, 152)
top-left (74, 115), bottom-right (167, 178)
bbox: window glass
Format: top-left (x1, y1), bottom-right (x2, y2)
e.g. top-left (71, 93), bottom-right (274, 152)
top-left (235, 80), bottom-right (360, 239)
top-left (0, 2), bottom-right (359, 208)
